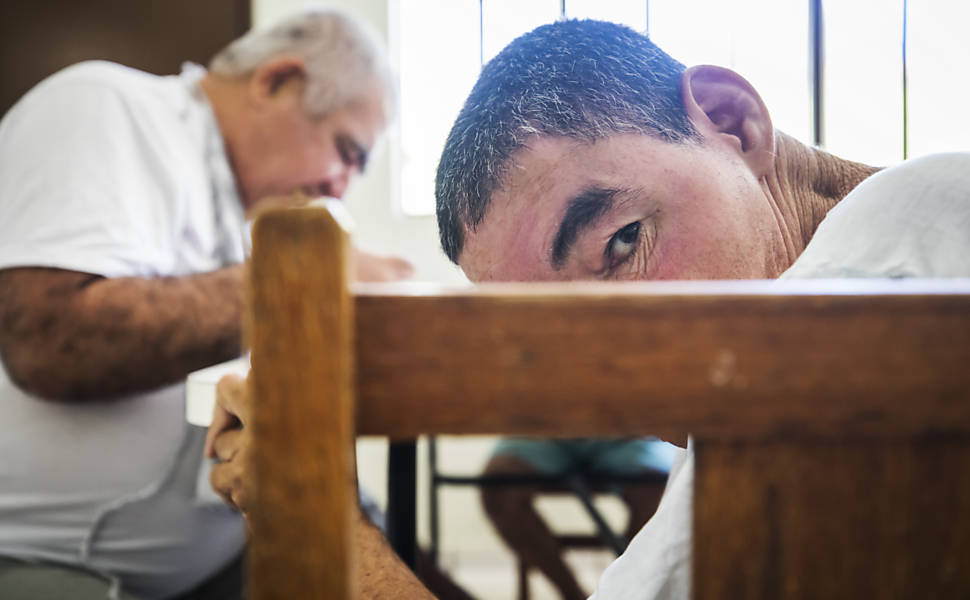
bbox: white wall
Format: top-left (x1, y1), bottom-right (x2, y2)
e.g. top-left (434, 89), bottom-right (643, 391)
top-left (252, 0), bottom-right (466, 284)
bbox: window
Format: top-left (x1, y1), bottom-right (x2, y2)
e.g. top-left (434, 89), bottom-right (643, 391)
top-left (397, 0), bottom-right (480, 216)
top-left (481, 0), bottom-right (560, 63)
top-left (564, 0), bottom-right (646, 32)
top-left (824, 0), bottom-right (903, 166)
top-left (906, 0), bottom-right (970, 158)
top-left (649, 0), bottom-right (812, 145)
top-left (397, 0), bottom-right (967, 216)
top-left (397, 0), bottom-right (650, 216)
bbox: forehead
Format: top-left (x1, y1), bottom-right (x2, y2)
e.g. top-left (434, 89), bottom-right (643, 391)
top-left (458, 134), bottom-right (693, 281)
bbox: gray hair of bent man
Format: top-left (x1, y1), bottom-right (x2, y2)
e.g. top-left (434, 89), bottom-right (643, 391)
top-left (434, 19), bottom-right (702, 265)
top-left (209, 8), bottom-right (395, 119)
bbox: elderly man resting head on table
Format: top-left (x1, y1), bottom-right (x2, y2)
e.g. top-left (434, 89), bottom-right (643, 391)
top-left (206, 19), bottom-right (970, 600)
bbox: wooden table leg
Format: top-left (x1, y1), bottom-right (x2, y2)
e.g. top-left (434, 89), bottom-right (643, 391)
top-left (694, 438), bottom-right (970, 600)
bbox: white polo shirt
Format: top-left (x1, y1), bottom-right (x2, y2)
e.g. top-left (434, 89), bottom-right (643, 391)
top-left (0, 61), bottom-right (247, 599)
top-left (589, 152), bottom-right (970, 600)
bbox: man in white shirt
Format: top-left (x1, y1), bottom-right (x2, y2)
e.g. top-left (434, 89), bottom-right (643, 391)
top-left (206, 18), bottom-right (970, 600)
top-left (0, 9), bottom-right (403, 600)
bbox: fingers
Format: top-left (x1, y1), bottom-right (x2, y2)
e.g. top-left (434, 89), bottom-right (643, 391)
top-left (353, 247), bottom-right (415, 282)
top-left (210, 458), bottom-right (251, 514)
top-left (204, 405), bottom-right (237, 458)
top-left (205, 373), bottom-right (255, 514)
top-left (216, 373), bottom-right (252, 424)
top-left (208, 426), bottom-right (252, 514)
top-left (204, 373), bottom-right (250, 458)
top-left (211, 428), bottom-right (243, 463)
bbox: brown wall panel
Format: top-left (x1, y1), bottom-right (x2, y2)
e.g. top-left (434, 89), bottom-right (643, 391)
top-left (0, 0), bottom-right (250, 116)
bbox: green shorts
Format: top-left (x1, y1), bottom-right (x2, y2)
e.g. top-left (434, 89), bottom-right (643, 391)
top-left (491, 437), bottom-right (677, 476)
top-left (0, 553), bottom-right (243, 600)
top-left (0, 556), bottom-right (141, 600)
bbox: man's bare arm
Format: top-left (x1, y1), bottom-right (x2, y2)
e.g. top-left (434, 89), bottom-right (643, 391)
top-left (358, 512), bottom-right (437, 600)
top-left (0, 266), bottom-right (244, 401)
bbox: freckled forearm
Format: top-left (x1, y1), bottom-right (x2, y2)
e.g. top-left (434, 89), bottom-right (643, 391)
top-left (0, 265), bottom-right (245, 401)
top-left (357, 512), bottom-right (436, 600)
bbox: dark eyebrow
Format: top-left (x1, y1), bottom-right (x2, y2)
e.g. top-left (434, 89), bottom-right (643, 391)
top-left (550, 186), bottom-right (622, 269)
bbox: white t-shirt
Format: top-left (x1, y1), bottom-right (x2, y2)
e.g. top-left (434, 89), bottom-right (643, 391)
top-left (589, 152), bottom-right (970, 600)
top-left (0, 61), bottom-right (247, 599)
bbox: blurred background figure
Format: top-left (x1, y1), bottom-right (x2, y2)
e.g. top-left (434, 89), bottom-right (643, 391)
top-left (0, 7), bottom-right (399, 599)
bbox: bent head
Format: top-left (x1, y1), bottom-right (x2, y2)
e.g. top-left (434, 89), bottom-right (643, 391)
top-left (208, 9), bottom-right (394, 208)
top-left (436, 20), bottom-right (785, 283)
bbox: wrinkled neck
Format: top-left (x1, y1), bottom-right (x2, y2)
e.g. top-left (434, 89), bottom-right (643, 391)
top-left (764, 132), bottom-right (880, 268)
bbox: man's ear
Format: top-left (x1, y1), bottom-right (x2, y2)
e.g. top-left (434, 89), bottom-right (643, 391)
top-left (247, 54), bottom-right (307, 108)
top-left (681, 65), bottom-right (774, 177)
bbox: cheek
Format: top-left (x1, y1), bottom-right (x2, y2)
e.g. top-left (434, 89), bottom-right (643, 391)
top-left (650, 205), bottom-right (757, 280)
top-left (649, 235), bottom-right (699, 280)
top-left (279, 147), bottom-right (331, 187)
top-left (655, 168), bottom-right (773, 279)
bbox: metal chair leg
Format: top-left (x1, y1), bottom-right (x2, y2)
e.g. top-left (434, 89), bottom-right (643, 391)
top-left (567, 474), bottom-right (626, 555)
top-left (387, 439), bottom-right (418, 568)
top-left (517, 556), bottom-right (530, 600)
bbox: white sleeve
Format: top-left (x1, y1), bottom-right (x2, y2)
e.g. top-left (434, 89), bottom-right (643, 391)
top-left (588, 446), bottom-right (693, 600)
top-left (0, 77), bottom-right (177, 277)
top-left (781, 153), bottom-right (970, 280)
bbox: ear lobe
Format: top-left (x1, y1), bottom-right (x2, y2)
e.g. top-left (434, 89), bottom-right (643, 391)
top-left (248, 54), bottom-right (307, 106)
top-left (681, 65), bottom-right (775, 176)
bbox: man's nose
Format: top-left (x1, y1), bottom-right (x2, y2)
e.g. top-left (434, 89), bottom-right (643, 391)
top-left (322, 160), bottom-right (356, 200)
top-left (326, 170), bottom-right (351, 199)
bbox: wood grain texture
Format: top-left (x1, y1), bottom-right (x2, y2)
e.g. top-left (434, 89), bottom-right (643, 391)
top-left (353, 280), bottom-right (970, 441)
top-left (248, 207), bottom-right (357, 600)
top-left (694, 440), bottom-right (970, 599)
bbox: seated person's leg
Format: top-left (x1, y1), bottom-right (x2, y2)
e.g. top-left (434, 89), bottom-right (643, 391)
top-left (481, 439), bottom-right (589, 600)
top-left (580, 439), bottom-right (678, 540)
top-left (482, 438), bottom-right (677, 600)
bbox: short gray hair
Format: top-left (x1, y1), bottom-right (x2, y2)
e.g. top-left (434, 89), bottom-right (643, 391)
top-left (210, 8), bottom-right (394, 118)
top-left (435, 19), bottom-right (700, 264)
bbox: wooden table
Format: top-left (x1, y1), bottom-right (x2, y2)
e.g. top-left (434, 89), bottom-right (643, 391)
top-left (244, 205), bottom-right (970, 599)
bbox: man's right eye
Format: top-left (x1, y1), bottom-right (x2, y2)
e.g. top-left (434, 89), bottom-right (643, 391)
top-left (605, 221), bottom-right (641, 268)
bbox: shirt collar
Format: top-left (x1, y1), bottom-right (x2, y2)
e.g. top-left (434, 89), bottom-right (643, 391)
top-left (179, 62), bottom-right (250, 262)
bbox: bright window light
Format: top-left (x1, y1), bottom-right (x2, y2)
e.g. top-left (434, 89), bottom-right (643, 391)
top-left (907, 0), bottom-right (970, 158)
top-left (481, 0), bottom-right (560, 63)
top-left (396, 0), bottom-right (959, 216)
top-left (649, 0), bottom-right (812, 145)
top-left (648, 0), bottom-right (736, 66)
top-left (824, 0), bottom-right (904, 166)
top-left (564, 0), bottom-right (647, 31)
top-left (398, 0), bottom-right (480, 216)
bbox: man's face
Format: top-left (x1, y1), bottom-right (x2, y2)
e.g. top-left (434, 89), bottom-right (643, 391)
top-left (458, 133), bottom-right (786, 282)
top-left (233, 84), bottom-right (387, 209)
